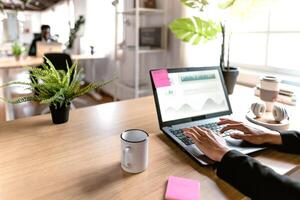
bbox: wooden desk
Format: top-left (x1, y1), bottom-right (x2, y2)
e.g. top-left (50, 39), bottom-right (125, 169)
top-left (0, 86), bottom-right (299, 200)
top-left (0, 55), bottom-right (103, 69)
top-left (0, 55), bottom-right (103, 121)
top-left (0, 56), bottom-right (43, 69)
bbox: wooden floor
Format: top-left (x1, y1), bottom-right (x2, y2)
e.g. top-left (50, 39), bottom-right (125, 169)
top-left (0, 69), bottom-right (113, 122)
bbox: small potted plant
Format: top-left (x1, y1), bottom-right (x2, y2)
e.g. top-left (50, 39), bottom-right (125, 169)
top-left (12, 42), bottom-right (23, 61)
top-left (0, 57), bottom-right (112, 124)
top-left (169, 0), bottom-right (243, 94)
top-left (220, 23), bottom-right (239, 94)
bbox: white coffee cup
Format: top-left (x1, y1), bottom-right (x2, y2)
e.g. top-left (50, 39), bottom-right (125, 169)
top-left (260, 76), bottom-right (280, 112)
top-left (120, 129), bottom-right (149, 173)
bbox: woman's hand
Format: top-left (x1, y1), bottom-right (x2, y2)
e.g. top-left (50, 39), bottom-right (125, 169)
top-left (218, 118), bottom-right (282, 145)
top-left (183, 127), bottom-right (230, 162)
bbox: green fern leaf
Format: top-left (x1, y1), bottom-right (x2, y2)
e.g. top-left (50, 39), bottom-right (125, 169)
top-left (0, 95), bottom-right (39, 104)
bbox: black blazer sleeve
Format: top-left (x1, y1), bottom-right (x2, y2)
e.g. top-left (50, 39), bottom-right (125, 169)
top-left (279, 131), bottom-right (300, 154)
top-left (217, 150), bottom-right (300, 200)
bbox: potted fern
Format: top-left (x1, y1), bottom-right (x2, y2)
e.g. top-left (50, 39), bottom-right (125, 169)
top-left (220, 23), bottom-right (239, 94)
top-left (12, 42), bottom-right (23, 61)
top-left (169, 0), bottom-right (239, 94)
top-left (0, 57), bottom-right (112, 124)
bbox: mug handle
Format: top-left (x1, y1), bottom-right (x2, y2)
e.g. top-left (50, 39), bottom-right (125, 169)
top-left (123, 147), bottom-right (131, 167)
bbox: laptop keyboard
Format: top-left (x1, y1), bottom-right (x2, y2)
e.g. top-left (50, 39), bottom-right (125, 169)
top-left (171, 129), bottom-right (194, 145)
top-left (170, 122), bottom-right (232, 146)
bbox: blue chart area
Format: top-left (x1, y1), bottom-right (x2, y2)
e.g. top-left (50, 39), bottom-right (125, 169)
top-left (201, 98), bottom-right (226, 112)
top-left (166, 104), bottom-right (194, 115)
top-left (165, 98), bottom-right (226, 116)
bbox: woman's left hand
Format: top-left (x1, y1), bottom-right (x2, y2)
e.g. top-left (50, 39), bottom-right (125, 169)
top-left (183, 127), bottom-right (230, 162)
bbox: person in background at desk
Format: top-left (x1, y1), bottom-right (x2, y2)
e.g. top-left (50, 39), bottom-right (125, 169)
top-left (183, 118), bottom-right (300, 200)
top-left (28, 24), bottom-right (56, 56)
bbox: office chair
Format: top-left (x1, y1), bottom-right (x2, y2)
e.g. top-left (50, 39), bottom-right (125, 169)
top-left (43, 53), bottom-right (73, 72)
top-left (29, 53), bottom-right (71, 84)
top-left (30, 53), bottom-right (73, 84)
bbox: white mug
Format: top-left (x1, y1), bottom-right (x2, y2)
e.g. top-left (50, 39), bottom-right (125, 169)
top-left (120, 129), bottom-right (149, 173)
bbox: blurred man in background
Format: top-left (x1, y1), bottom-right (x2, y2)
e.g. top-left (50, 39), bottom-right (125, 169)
top-left (28, 24), bottom-right (56, 56)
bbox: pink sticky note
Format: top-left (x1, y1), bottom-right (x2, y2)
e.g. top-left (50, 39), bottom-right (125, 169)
top-left (151, 69), bottom-right (171, 88)
top-left (165, 176), bottom-right (200, 200)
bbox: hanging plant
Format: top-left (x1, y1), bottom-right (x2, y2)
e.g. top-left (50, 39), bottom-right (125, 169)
top-left (66, 15), bottom-right (85, 49)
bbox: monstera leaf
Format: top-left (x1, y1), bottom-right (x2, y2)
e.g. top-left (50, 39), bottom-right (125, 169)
top-left (180, 0), bottom-right (236, 11)
top-left (180, 0), bottom-right (209, 11)
top-left (169, 16), bottom-right (221, 45)
top-left (218, 0), bottom-right (236, 9)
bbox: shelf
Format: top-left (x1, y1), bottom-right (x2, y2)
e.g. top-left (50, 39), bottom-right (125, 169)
top-left (115, 1), bottom-right (167, 99)
top-left (139, 48), bottom-right (166, 54)
top-left (117, 8), bottom-right (164, 15)
top-left (115, 82), bottom-right (152, 100)
top-left (126, 47), bottom-right (166, 54)
top-left (119, 82), bottom-right (151, 94)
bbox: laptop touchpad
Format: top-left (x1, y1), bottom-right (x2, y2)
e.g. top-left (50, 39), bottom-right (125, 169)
top-left (188, 145), bottom-right (204, 157)
top-left (187, 145), bottom-right (214, 165)
top-left (225, 136), bottom-right (254, 147)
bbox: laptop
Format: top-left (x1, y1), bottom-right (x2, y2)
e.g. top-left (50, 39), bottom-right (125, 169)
top-left (36, 42), bottom-right (62, 57)
top-left (150, 67), bottom-right (265, 165)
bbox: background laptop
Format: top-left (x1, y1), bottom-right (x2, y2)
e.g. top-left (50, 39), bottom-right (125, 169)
top-left (150, 67), bottom-right (265, 165)
top-left (36, 42), bottom-right (62, 57)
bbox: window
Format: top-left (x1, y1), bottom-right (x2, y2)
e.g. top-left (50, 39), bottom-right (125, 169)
top-left (184, 0), bottom-right (300, 77)
top-left (230, 0), bottom-right (300, 75)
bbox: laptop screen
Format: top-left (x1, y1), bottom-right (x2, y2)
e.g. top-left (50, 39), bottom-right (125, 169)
top-left (151, 68), bottom-right (230, 123)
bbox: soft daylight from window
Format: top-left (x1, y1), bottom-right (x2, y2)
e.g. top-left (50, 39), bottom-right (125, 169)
top-left (185, 0), bottom-right (300, 74)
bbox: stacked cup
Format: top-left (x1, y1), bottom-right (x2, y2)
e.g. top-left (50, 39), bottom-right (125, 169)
top-left (260, 76), bottom-right (280, 112)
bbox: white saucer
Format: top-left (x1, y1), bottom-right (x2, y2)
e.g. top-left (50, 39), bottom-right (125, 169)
top-left (246, 111), bottom-right (289, 131)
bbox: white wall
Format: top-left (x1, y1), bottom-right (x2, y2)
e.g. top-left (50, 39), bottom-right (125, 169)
top-left (0, 11), bottom-right (39, 55)
top-left (0, 0), bottom-right (184, 97)
top-left (73, 0), bottom-right (86, 18)
top-left (72, 0), bottom-right (86, 54)
top-left (166, 1), bottom-right (184, 67)
top-left (40, 1), bottom-right (74, 44)
top-left (19, 11), bottom-right (41, 45)
top-left (81, 0), bottom-right (184, 98)
top-left (0, 1), bottom-right (72, 48)
top-left (72, 0), bottom-right (116, 95)
top-left (0, 22), bottom-right (3, 43)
